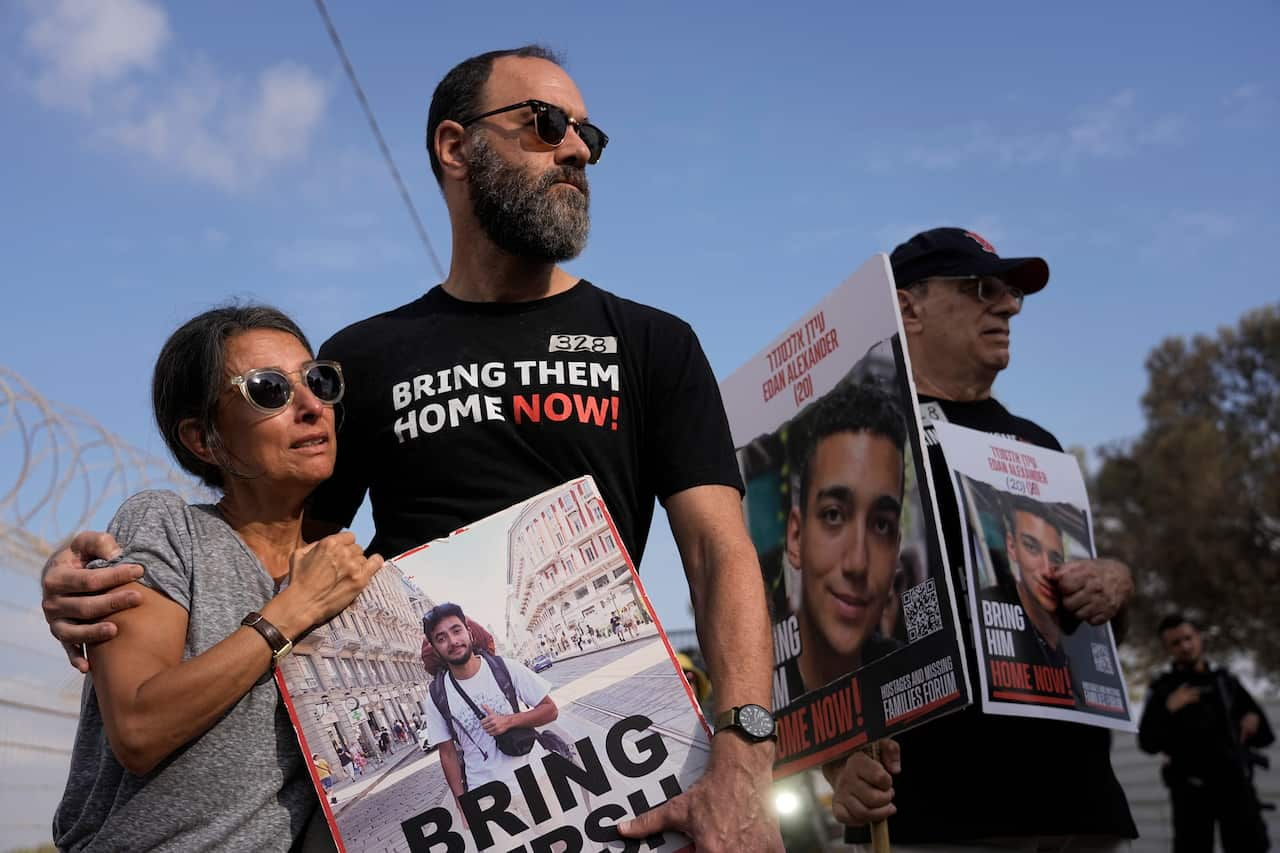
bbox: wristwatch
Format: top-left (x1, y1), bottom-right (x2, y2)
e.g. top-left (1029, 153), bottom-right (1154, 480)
top-left (242, 612), bottom-right (293, 668)
top-left (713, 704), bottom-right (777, 742)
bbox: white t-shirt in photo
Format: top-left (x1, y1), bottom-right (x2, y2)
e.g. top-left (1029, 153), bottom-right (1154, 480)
top-left (425, 655), bottom-right (553, 789)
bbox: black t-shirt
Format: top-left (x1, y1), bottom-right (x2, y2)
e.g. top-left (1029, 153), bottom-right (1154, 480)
top-left (310, 280), bottom-right (743, 561)
top-left (879, 395), bottom-right (1137, 842)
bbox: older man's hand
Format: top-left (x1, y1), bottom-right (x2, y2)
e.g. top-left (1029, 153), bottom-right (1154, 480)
top-left (827, 738), bottom-right (901, 826)
top-left (40, 531), bottom-right (143, 672)
top-left (617, 733), bottom-right (782, 852)
top-left (1054, 557), bottom-right (1133, 625)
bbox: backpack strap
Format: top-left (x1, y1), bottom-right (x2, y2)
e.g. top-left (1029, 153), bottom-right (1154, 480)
top-left (428, 669), bottom-right (456, 743)
top-left (448, 667), bottom-right (492, 720)
top-left (429, 668), bottom-right (474, 788)
top-left (478, 650), bottom-right (522, 715)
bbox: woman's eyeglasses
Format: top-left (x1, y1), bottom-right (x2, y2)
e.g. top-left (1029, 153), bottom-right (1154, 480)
top-left (230, 361), bottom-right (345, 414)
top-left (459, 99), bottom-right (608, 164)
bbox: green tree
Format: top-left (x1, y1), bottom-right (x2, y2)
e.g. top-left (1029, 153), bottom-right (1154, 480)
top-left (1093, 304), bottom-right (1280, 679)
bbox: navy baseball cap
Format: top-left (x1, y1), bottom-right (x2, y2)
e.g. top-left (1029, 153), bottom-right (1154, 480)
top-left (890, 227), bottom-right (1049, 294)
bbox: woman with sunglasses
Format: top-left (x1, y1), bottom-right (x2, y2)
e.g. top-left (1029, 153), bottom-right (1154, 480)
top-left (54, 305), bottom-right (382, 852)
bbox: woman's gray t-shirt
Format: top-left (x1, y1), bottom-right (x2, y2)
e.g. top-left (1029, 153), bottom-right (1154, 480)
top-left (53, 490), bottom-right (318, 852)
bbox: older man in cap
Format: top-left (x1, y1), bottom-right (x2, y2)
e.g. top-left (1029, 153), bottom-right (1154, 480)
top-left (829, 228), bottom-right (1138, 850)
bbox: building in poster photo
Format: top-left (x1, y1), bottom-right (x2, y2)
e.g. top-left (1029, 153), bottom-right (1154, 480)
top-left (281, 559), bottom-right (437, 780)
top-left (720, 255), bottom-right (970, 778)
top-left (505, 479), bottom-right (654, 664)
top-left (277, 477), bottom-right (708, 853)
top-left (934, 420), bottom-right (1135, 731)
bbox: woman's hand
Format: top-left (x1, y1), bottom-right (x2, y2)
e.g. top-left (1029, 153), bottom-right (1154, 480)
top-left (272, 533), bottom-right (383, 636)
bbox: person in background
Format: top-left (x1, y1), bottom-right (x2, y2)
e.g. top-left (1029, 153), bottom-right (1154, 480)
top-left (336, 745), bottom-right (356, 781)
top-left (1139, 614), bottom-right (1273, 853)
top-left (313, 753), bottom-right (334, 803)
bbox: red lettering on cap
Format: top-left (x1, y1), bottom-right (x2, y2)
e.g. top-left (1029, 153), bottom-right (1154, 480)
top-left (965, 231), bottom-right (998, 254)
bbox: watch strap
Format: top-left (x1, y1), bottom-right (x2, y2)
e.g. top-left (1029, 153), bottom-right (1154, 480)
top-left (713, 704), bottom-right (777, 742)
top-left (713, 707), bottom-right (738, 731)
top-left (242, 611), bottom-right (293, 667)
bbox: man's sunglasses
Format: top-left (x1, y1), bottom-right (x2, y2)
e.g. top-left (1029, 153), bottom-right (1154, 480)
top-left (916, 275), bottom-right (1024, 310)
top-left (459, 99), bottom-right (608, 164)
top-left (229, 360), bottom-right (345, 414)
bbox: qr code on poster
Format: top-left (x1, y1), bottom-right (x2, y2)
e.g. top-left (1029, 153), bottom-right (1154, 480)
top-left (1092, 642), bottom-right (1115, 675)
top-left (902, 578), bottom-right (943, 642)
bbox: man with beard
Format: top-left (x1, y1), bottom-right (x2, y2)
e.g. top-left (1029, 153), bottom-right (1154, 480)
top-left (421, 603), bottom-right (558, 808)
top-left (40, 46), bottom-right (781, 852)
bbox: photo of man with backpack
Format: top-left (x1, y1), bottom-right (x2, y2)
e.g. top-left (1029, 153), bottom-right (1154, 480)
top-left (421, 602), bottom-right (569, 804)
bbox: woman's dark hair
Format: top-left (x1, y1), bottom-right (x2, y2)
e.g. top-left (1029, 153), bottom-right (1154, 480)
top-left (152, 304), bottom-right (312, 490)
top-left (425, 44), bottom-right (562, 185)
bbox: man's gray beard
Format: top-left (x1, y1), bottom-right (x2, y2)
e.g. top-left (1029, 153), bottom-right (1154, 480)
top-left (467, 134), bottom-right (590, 262)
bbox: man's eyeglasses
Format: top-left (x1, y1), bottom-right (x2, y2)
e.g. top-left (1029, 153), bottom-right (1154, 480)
top-left (230, 361), bottom-right (345, 414)
top-left (916, 275), bottom-right (1023, 310)
top-left (458, 99), bottom-right (608, 164)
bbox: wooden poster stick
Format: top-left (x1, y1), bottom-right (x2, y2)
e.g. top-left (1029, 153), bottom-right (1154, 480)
top-left (866, 740), bottom-right (891, 853)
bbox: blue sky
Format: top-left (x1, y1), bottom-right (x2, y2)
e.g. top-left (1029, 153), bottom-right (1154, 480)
top-left (1, 0), bottom-right (1277, 844)
top-left (3, 0), bottom-right (1278, 640)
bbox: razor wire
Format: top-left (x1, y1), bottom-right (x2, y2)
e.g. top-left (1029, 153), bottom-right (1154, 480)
top-left (0, 365), bottom-right (208, 580)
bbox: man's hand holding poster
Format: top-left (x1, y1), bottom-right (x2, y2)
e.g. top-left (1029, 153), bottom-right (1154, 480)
top-left (720, 255), bottom-right (971, 778)
top-left (932, 421), bottom-right (1136, 730)
top-left (275, 477), bottom-right (708, 852)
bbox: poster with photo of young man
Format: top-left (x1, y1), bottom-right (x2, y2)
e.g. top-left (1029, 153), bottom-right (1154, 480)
top-left (720, 255), bottom-right (972, 777)
top-left (275, 476), bottom-right (711, 853)
top-left (933, 420), bottom-right (1134, 730)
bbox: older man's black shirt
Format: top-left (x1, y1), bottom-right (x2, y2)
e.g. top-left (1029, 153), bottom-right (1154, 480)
top-left (862, 395), bottom-right (1137, 843)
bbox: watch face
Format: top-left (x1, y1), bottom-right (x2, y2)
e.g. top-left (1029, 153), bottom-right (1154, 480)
top-left (738, 704), bottom-right (775, 739)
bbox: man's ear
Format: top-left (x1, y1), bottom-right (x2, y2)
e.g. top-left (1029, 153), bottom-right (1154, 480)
top-left (436, 120), bottom-right (469, 182)
top-left (786, 505), bottom-right (804, 571)
top-left (178, 418), bottom-right (217, 466)
top-left (897, 288), bottom-right (924, 334)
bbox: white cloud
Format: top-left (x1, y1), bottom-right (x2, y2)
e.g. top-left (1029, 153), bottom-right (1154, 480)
top-left (202, 227), bottom-right (229, 248)
top-left (104, 60), bottom-right (329, 192)
top-left (885, 90), bottom-right (1184, 172)
top-left (1169, 210), bottom-right (1237, 241)
top-left (18, 0), bottom-right (328, 193)
top-left (22, 0), bottom-right (170, 111)
top-left (1223, 83), bottom-right (1275, 128)
top-left (1137, 209), bottom-right (1241, 260)
top-left (248, 64), bottom-right (329, 163)
top-left (1226, 83), bottom-right (1263, 106)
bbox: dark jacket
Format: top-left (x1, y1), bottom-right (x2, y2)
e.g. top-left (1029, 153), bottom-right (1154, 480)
top-left (1139, 662), bottom-right (1274, 782)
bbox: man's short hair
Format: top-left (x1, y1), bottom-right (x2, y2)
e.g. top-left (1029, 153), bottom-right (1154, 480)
top-left (1157, 612), bottom-right (1199, 636)
top-left (423, 602), bottom-right (466, 637)
top-left (1003, 494), bottom-right (1063, 540)
top-left (796, 380), bottom-right (907, 514)
top-left (425, 45), bottom-right (563, 185)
